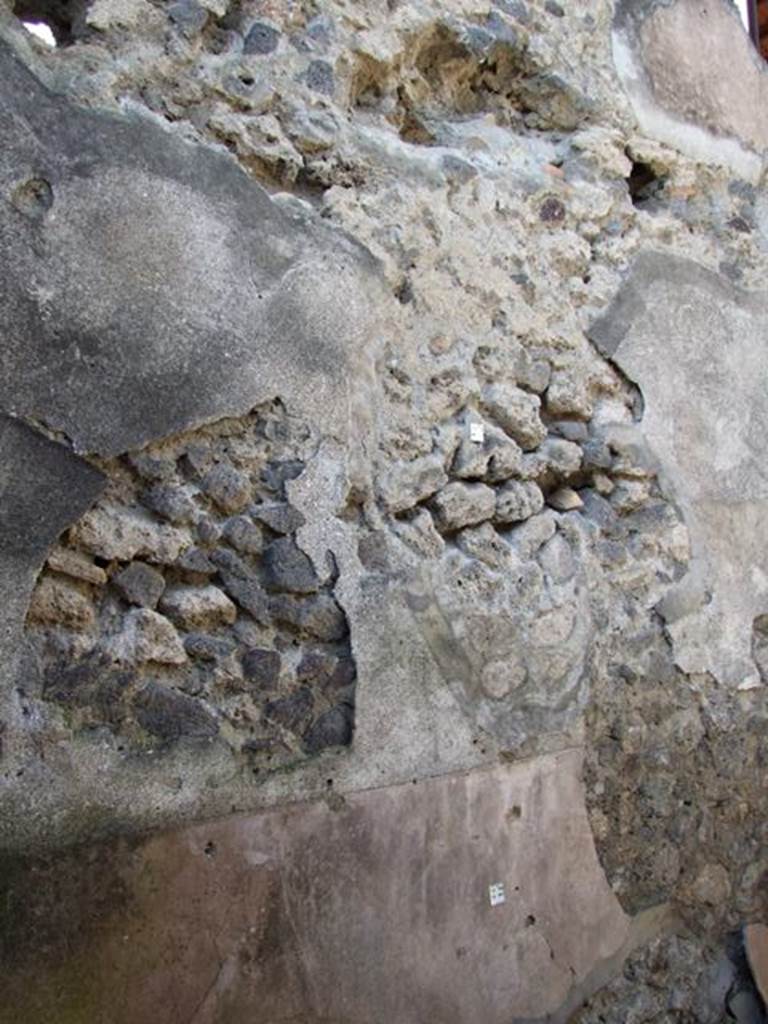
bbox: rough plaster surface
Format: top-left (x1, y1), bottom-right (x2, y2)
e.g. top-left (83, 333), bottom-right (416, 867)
top-left (0, 0), bottom-right (767, 1019)
top-left (613, 0), bottom-right (768, 181)
top-left (590, 252), bottom-right (768, 690)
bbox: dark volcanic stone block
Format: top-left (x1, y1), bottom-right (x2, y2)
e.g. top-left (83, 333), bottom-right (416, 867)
top-left (133, 682), bottom-right (218, 743)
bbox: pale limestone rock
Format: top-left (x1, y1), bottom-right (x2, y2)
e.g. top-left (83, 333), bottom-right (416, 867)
top-left (71, 508), bottom-right (189, 565)
top-left (106, 608), bottom-right (187, 666)
top-left (377, 455), bottom-right (448, 514)
top-left (27, 576), bottom-right (95, 630)
top-left (495, 480), bottom-right (544, 524)
top-left (46, 547), bottom-right (107, 586)
top-left (431, 481), bottom-right (496, 532)
top-left (160, 585), bottom-right (237, 630)
top-left (481, 383), bottom-right (547, 451)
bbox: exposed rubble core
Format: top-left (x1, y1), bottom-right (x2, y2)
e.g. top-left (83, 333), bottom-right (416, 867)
top-left (1, 0), bottom-right (768, 1020)
top-left (24, 403), bottom-right (356, 768)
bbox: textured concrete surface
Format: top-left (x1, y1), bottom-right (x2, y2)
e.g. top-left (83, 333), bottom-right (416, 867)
top-left (0, 38), bottom-right (380, 457)
top-left (613, 0), bottom-right (768, 181)
top-left (590, 252), bottom-right (768, 689)
top-left (0, 751), bottom-right (639, 1024)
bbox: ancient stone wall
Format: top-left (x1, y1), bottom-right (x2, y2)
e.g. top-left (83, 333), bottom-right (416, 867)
top-left (0, 0), bottom-right (767, 1020)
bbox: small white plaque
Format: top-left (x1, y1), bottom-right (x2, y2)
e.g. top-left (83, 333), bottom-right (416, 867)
top-left (489, 882), bottom-right (506, 907)
top-left (469, 422), bottom-right (485, 444)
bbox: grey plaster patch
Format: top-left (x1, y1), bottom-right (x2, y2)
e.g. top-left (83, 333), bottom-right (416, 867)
top-left (0, 36), bottom-right (382, 457)
top-left (0, 415), bottom-right (105, 767)
top-left (589, 251), bottom-right (768, 689)
top-left (612, 0), bottom-right (768, 181)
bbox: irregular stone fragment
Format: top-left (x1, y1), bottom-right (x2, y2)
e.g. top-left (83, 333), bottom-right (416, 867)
top-left (168, 0), bottom-right (208, 36)
top-left (46, 547), bottom-right (107, 586)
top-left (141, 485), bottom-right (199, 526)
top-left (200, 464), bottom-right (252, 515)
top-left (71, 508), bottom-right (188, 565)
top-left (127, 452), bottom-right (175, 482)
top-left (222, 516), bottom-right (263, 555)
top-left (264, 687), bottom-right (313, 732)
top-left (305, 59), bottom-right (335, 96)
top-left (548, 487), bottom-right (583, 512)
top-left (196, 517), bottom-right (222, 545)
top-left (183, 633), bottom-right (235, 662)
top-left (132, 683), bottom-right (218, 743)
top-left (689, 863), bottom-right (731, 906)
top-left (456, 523), bottom-right (514, 571)
top-left (392, 508), bottom-right (444, 559)
top-left (546, 370), bottom-right (593, 419)
top-left (357, 532), bottom-right (390, 572)
top-left (481, 384), bottom-right (547, 450)
top-left (431, 482), bottom-right (496, 533)
top-left (159, 585), bottom-right (237, 630)
top-left (538, 533), bottom-right (575, 583)
top-left (113, 562), bottom-right (166, 609)
top-left (268, 594), bottom-right (348, 641)
top-left (303, 703), bottom-right (353, 753)
top-left (262, 538), bottom-right (319, 594)
top-left (241, 648), bottom-right (281, 689)
top-left (27, 576), bottom-right (95, 630)
top-left (495, 481), bottom-right (545, 524)
top-left (42, 655), bottom-right (133, 724)
top-left (244, 21), bottom-right (280, 55)
top-left (175, 547), bottom-right (216, 577)
top-left (377, 456), bottom-right (448, 514)
top-left (506, 510), bottom-right (557, 559)
top-left (251, 503), bottom-right (305, 535)
top-left (451, 424), bottom-right (522, 483)
top-left (218, 573), bottom-right (270, 623)
top-left (106, 609), bottom-right (187, 666)
top-left (261, 460), bottom-right (305, 496)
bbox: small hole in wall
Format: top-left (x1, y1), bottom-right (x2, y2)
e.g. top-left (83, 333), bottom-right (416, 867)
top-left (14, 2), bottom-right (74, 46)
top-left (525, 914), bottom-right (536, 926)
top-left (626, 159), bottom-right (666, 208)
top-left (204, 841), bottom-right (216, 857)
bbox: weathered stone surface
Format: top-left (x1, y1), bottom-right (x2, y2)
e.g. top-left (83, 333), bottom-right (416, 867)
top-left (590, 253), bottom-right (768, 689)
top-left (45, 547), bottom-right (107, 586)
top-left (105, 608), bottom-right (187, 666)
top-left (377, 455), bottom-right (448, 514)
top-left (70, 507), bottom-right (187, 564)
top-left (26, 575), bottom-right (95, 630)
top-left (132, 682), bottom-right (218, 743)
top-left (0, 36), bottom-right (379, 458)
top-left (481, 383), bottom-right (547, 451)
top-left (241, 647), bottom-right (281, 689)
top-left (141, 484), bottom-right (198, 526)
top-left (159, 584), bottom-right (237, 630)
top-left (431, 481), bottom-right (496, 532)
top-left (1, 4), bottom-right (767, 1018)
top-left (262, 537), bottom-right (319, 593)
top-left (613, 0), bottom-right (768, 181)
top-left (221, 515), bottom-right (264, 555)
top-left (112, 561), bottom-right (166, 608)
top-left (183, 632), bottom-right (235, 662)
top-left (303, 702), bottom-right (353, 751)
top-left (251, 502), bottom-right (305, 534)
top-left (495, 480), bottom-right (545, 524)
top-left (200, 464), bottom-right (252, 515)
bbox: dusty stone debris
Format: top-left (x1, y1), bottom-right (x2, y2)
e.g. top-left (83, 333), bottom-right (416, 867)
top-left (0, 0), bottom-right (767, 1021)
